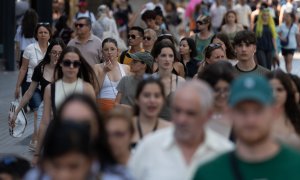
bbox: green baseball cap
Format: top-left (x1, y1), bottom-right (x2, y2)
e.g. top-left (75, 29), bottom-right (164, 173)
top-left (229, 74), bottom-right (274, 107)
top-left (128, 52), bottom-right (154, 68)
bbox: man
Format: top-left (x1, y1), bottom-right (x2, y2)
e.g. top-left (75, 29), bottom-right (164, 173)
top-left (129, 80), bottom-right (233, 180)
top-left (209, 0), bottom-right (227, 33)
top-left (119, 26), bottom-right (144, 65)
top-left (73, 0), bottom-right (96, 23)
top-left (233, 30), bottom-right (269, 76)
top-left (233, 0), bottom-right (252, 29)
top-left (193, 74), bottom-right (300, 180)
top-left (143, 28), bottom-right (157, 52)
top-left (191, 15), bottom-right (214, 61)
top-left (68, 17), bottom-right (102, 66)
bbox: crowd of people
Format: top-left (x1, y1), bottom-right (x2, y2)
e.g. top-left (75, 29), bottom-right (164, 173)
top-left (3, 0), bottom-right (300, 179)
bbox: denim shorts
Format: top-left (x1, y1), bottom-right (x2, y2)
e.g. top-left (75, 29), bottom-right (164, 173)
top-left (23, 82), bottom-right (42, 111)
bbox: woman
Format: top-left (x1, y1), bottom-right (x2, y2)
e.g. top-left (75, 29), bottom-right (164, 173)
top-left (94, 38), bottom-right (130, 114)
top-left (266, 70), bottom-right (300, 150)
top-left (197, 43), bottom-right (226, 73)
top-left (289, 74), bottom-right (300, 105)
top-left (36, 46), bottom-right (97, 162)
top-left (14, 23), bottom-right (51, 149)
top-left (255, 8), bottom-right (278, 70)
top-left (221, 10), bottom-right (244, 43)
top-left (210, 33), bottom-right (236, 61)
top-left (106, 106), bottom-right (134, 165)
top-left (198, 61), bottom-right (235, 138)
top-left (131, 78), bottom-right (171, 148)
top-left (151, 40), bottom-right (185, 120)
top-left (115, 52), bottom-right (153, 108)
top-left (26, 121), bottom-right (95, 180)
top-left (11, 38), bottom-right (65, 151)
top-left (278, 12), bottom-right (299, 73)
top-left (152, 35), bottom-right (185, 78)
top-left (179, 37), bottom-right (198, 78)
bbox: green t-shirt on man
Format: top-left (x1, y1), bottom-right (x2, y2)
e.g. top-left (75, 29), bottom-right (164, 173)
top-left (193, 145), bottom-right (300, 180)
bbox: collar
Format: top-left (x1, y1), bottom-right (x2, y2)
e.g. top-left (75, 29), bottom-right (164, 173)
top-left (235, 64), bottom-right (258, 72)
top-left (34, 42), bottom-right (50, 51)
top-left (74, 33), bottom-right (93, 43)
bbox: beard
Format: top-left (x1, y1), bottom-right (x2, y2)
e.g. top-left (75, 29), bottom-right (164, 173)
top-left (233, 126), bottom-right (271, 146)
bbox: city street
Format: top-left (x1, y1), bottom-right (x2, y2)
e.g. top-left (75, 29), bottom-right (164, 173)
top-left (0, 55), bottom-right (300, 161)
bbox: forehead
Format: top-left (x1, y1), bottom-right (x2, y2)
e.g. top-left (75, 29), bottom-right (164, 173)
top-left (51, 45), bottom-right (63, 51)
top-left (129, 30), bottom-right (140, 35)
top-left (76, 19), bottom-right (87, 24)
top-left (37, 26), bottom-right (49, 32)
top-left (160, 47), bottom-right (174, 54)
top-left (63, 52), bottom-right (80, 59)
top-left (173, 88), bottom-right (201, 108)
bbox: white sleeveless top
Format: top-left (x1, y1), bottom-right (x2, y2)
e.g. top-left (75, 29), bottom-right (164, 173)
top-left (55, 78), bottom-right (84, 109)
top-left (98, 63), bottom-right (126, 99)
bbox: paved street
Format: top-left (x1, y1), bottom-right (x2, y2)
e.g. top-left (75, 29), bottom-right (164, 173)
top-left (0, 54), bottom-right (300, 161)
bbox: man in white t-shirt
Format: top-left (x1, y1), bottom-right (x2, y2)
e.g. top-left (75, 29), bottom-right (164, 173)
top-left (233, 0), bottom-right (252, 29)
top-left (209, 0), bottom-right (227, 33)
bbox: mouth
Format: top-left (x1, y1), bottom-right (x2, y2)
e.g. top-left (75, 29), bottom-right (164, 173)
top-left (146, 105), bottom-right (158, 113)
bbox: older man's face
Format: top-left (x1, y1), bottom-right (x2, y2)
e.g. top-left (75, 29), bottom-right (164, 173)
top-left (172, 88), bottom-right (210, 142)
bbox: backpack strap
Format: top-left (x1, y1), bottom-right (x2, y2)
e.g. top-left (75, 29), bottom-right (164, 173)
top-left (51, 83), bottom-right (56, 116)
top-left (229, 151), bottom-right (244, 180)
top-left (119, 50), bottom-right (128, 64)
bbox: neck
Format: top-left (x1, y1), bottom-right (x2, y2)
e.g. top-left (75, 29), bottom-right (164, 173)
top-left (116, 151), bottom-right (131, 166)
top-left (158, 69), bottom-right (172, 78)
top-left (62, 77), bottom-right (77, 83)
top-left (286, 22), bottom-right (292, 26)
top-left (78, 32), bottom-right (91, 41)
top-left (48, 62), bottom-right (56, 68)
top-left (38, 41), bottom-right (48, 49)
top-left (214, 105), bottom-right (226, 114)
top-left (177, 129), bottom-right (205, 150)
top-left (138, 113), bottom-right (158, 126)
top-left (130, 45), bottom-right (142, 53)
top-left (200, 29), bottom-right (210, 36)
top-left (143, 45), bottom-right (153, 52)
top-left (236, 138), bottom-right (279, 162)
top-left (182, 54), bottom-right (190, 62)
top-left (237, 59), bottom-right (256, 71)
top-left (134, 70), bottom-right (146, 78)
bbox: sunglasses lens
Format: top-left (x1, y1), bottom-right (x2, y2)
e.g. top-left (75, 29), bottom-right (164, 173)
top-left (73, 61), bottom-right (81, 68)
top-left (62, 60), bottom-right (72, 67)
top-left (75, 24), bottom-right (84, 28)
top-left (128, 35), bottom-right (136, 39)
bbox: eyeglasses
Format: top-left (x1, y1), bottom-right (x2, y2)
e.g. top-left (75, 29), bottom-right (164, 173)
top-left (50, 51), bottom-right (62, 56)
top-left (128, 34), bottom-right (140, 40)
top-left (143, 36), bottom-right (152, 41)
top-left (62, 60), bottom-right (81, 68)
top-left (74, 23), bottom-right (87, 28)
top-left (196, 20), bottom-right (208, 25)
top-left (108, 131), bottom-right (128, 138)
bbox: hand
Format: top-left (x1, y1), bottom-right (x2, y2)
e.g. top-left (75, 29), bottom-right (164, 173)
top-left (8, 112), bottom-right (17, 128)
top-left (103, 59), bottom-right (113, 72)
top-left (14, 87), bottom-right (20, 99)
top-left (31, 155), bottom-right (39, 166)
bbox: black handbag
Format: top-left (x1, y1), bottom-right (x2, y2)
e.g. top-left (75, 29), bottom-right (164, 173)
top-left (280, 24), bottom-right (293, 47)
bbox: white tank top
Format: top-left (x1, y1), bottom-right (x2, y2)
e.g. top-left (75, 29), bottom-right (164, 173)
top-left (55, 78), bottom-right (84, 109)
top-left (98, 63), bottom-right (126, 99)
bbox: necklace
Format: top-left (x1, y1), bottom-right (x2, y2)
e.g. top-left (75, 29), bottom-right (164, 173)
top-left (61, 79), bottom-right (78, 97)
top-left (137, 116), bottom-right (159, 139)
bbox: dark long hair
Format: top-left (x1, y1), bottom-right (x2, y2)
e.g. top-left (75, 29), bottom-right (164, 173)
top-left (54, 94), bottom-right (117, 169)
top-left (180, 37), bottom-right (197, 59)
top-left (211, 33), bottom-right (236, 59)
top-left (21, 9), bottom-right (38, 38)
top-left (266, 70), bottom-right (300, 135)
top-left (36, 38), bottom-right (66, 70)
top-left (54, 46), bottom-right (98, 90)
top-left (134, 77), bottom-right (165, 115)
top-left (151, 40), bottom-right (178, 61)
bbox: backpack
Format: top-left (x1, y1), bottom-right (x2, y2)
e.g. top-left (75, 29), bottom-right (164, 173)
top-left (119, 50), bottom-right (129, 64)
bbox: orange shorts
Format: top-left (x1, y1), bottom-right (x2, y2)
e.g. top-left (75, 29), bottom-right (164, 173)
top-left (97, 98), bottom-right (115, 115)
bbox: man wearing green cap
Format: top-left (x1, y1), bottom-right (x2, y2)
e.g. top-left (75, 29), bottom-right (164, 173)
top-left (193, 74), bottom-right (300, 180)
top-left (116, 52), bottom-right (153, 107)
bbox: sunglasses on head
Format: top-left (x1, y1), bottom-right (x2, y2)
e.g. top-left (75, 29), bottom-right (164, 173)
top-left (143, 36), bottom-right (152, 41)
top-left (37, 22), bottom-right (50, 26)
top-left (62, 59), bottom-right (81, 68)
top-left (74, 23), bottom-right (87, 28)
top-left (196, 20), bottom-right (208, 25)
top-left (128, 34), bottom-right (140, 40)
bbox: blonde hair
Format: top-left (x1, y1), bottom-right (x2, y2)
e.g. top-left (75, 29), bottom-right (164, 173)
top-left (255, 10), bottom-right (277, 38)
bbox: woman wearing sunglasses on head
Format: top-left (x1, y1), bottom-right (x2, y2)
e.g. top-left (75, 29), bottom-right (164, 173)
top-left (151, 40), bottom-right (185, 120)
top-left (11, 38), bottom-right (65, 151)
top-left (34, 46), bottom-right (97, 164)
top-left (197, 43), bottom-right (226, 73)
top-left (94, 38), bottom-right (130, 115)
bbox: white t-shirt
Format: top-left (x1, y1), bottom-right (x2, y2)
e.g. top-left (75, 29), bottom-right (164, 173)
top-left (209, 4), bottom-right (227, 28)
top-left (14, 25), bottom-right (36, 51)
top-left (233, 4), bottom-right (252, 28)
top-left (73, 11), bottom-right (96, 23)
top-left (278, 23), bottom-right (299, 49)
top-left (22, 42), bottom-right (46, 82)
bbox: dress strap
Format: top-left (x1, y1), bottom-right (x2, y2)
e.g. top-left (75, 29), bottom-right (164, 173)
top-left (118, 63), bottom-right (126, 77)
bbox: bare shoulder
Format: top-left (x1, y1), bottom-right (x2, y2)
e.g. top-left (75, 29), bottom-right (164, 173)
top-left (177, 76), bottom-right (186, 83)
top-left (121, 64), bottom-right (131, 74)
top-left (159, 118), bottom-right (172, 128)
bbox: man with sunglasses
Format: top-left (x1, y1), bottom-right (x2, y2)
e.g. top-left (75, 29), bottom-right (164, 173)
top-left (68, 17), bottom-right (102, 66)
top-left (129, 80), bottom-right (233, 180)
top-left (193, 74), bottom-right (300, 180)
top-left (119, 26), bottom-right (145, 65)
top-left (233, 30), bottom-right (269, 76)
top-left (191, 15), bottom-right (214, 61)
top-left (143, 28), bottom-right (157, 52)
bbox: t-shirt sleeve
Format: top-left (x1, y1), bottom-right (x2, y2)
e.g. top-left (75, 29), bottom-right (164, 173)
top-left (31, 65), bottom-right (42, 82)
top-left (15, 26), bottom-right (22, 42)
top-left (247, 6), bottom-right (252, 14)
top-left (116, 76), bottom-right (126, 92)
top-left (22, 45), bottom-right (32, 59)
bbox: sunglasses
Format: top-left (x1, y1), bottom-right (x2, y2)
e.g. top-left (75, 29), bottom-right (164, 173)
top-left (62, 59), bottom-right (81, 68)
top-left (196, 20), bottom-right (208, 25)
top-left (74, 23), bottom-right (87, 28)
top-left (108, 131), bottom-right (128, 138)
top-left (143, 36), bottom-right (152, 41)
top-left (128, 34), bottom-right (140, 40)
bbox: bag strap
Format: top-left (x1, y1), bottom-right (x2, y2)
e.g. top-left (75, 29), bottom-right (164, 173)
top-left (229, 151), bottom-right (244, 180)
top-left (51, 83), bottom-right (56, 116)
top-left (119, 50), bottom-right (128, 64)
top-left (286, 24), bottom-right (293, 38)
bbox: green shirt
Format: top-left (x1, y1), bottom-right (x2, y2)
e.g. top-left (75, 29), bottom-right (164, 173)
top-left (116, 75), bottom-right (141, 107)
top-left (193, 145), bottom-right (300, 180)
top-left (192, 33), bottom-right (214, 61)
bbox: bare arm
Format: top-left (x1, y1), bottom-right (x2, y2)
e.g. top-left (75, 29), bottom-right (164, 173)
top-left (115, 92), bottom-right (122, 104)
top-left (15, 58), bottom-right (29, 99)
top-left (279, 8), bottom-right (284, 25)
top-left (14, 81), bottom-right (38, 115)
top-left (84, 82), bottom-right (97, 101)
top-left (174, 62), bottom-right (185, 78)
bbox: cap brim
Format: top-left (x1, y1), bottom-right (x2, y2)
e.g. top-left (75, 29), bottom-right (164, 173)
top-left (229, 91), bottom-right (271, 107)
top-left (127, 53), bottom-right (142, 61)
